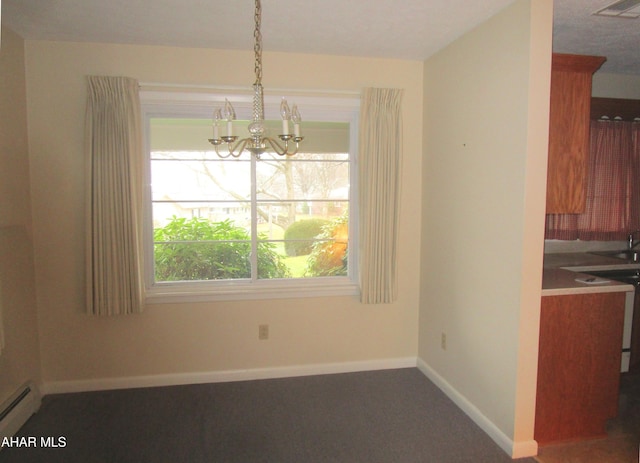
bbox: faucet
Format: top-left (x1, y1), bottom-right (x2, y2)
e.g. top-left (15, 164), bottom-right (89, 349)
top-left (628, 230), bottom-right (640, 249)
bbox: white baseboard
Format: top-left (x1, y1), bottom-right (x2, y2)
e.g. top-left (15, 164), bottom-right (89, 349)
top-left (42, 357), bottom-right (417, 395)
top-left (0, 382), bottom-right (41, 444)
top-left (41, 358), bottom-right (539, 458)
top-left (416, 358), bottom-right (538, 459)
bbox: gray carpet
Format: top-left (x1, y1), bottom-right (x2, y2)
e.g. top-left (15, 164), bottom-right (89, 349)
top-left (0, 368), bottom-right (536, 462)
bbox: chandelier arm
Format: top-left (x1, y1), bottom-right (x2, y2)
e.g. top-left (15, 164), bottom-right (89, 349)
top-left (213, 144), bottom-right (234, 159)
top-left (263, 137), bottom-right (300, 157)
top-left (209, 137), bottom-right (252, 158)
top-left (228, 138), bottom-right (251, 158)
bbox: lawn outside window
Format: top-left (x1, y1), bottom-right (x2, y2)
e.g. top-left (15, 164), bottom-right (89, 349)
top-left (141, 90), bottom-right (360, 302)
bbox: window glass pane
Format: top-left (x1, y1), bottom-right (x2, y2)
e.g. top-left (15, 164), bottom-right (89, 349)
top-left (150, 118), bottom-right (253, 160)
top-left (154, 241), bottom-right (252, 281)
top-left (153, 213), bottom-right (254, 282)
top-left (256, 202), bottom-right (348, 279)
top-left (257, 234), bottom-right (348, 279)
top-left (256, 155), bottom-right (350, 201)
top-left (152, 202), bottom-right (251, 230)
top-left (256, 241), bottom-right (292, 279)
top-left (256, 201), bottom-right (348, 241)
top-left (151, 153), bottom-right (251, 201)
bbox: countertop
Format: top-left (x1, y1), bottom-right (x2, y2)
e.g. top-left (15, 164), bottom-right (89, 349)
top-left (543, 252), bottom-right (637, 296)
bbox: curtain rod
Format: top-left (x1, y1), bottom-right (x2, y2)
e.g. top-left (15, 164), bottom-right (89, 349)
top-left (138, 82), bottom-right (361, 97)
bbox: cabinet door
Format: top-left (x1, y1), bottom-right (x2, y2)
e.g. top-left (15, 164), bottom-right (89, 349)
top-left (545, 54), bottom-right (605, 214)
top-left (535, 292), bottom-right (624, 444)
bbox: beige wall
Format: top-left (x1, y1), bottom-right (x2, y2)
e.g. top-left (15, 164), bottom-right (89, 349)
top-left (23, 41), bottom-right (423, 386)
top-left (0, 26), bottom-right (42, 402)
top-left (420, 0), bottom-right (550, 457)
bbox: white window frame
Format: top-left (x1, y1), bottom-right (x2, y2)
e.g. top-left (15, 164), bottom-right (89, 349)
top-left (140, 89), bottom-right (360, 303)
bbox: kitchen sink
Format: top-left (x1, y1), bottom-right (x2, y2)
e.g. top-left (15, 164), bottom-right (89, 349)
top-left (591, 249), bottom-right (640, 262)
top-left (585, 268), bottom-right (640, 284)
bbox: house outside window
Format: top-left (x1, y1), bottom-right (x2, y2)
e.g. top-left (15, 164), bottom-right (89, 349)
top-left (141, 91), bottom-right (360, 302)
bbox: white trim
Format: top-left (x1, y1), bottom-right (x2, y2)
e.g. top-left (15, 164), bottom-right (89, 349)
top-left (139, 82), bottom-right (361, 98)
top-left (416, 358), bottom-right (538, 459)
top-left (140, 90), bottom-right (361, 302)
top-left (41, 357), bottom-right (417, 395)
top-left (145, 279), bottom-right (359, 304)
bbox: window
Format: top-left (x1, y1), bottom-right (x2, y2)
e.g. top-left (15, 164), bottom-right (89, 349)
top-left (545, 120), bottom-right (640, 241)
top-left (141, 91), bottom-right (359, 302)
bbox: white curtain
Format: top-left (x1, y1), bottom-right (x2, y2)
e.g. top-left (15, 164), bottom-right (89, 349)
top-left (358, 88), bottom-right (404, 304)
top-left (85, 76), bottom-right (144, 315)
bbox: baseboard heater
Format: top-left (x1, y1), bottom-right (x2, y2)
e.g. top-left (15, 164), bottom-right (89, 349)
top-left (0, 382), bottom-right (41, 446)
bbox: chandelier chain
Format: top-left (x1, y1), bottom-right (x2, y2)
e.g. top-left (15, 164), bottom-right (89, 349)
top-left (253, 0), bottom-right (262, 85)
top-left (252, 0), bottom-right (264, 125)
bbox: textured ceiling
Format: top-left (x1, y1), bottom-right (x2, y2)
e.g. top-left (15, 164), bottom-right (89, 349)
top-left (2, 0), bottom-right (639, 74)
top-left (553, 0), bottom-right (640, 74)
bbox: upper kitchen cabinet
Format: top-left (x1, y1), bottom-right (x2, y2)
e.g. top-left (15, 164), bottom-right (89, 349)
top-left (546, 53), bottom-right (606, 214)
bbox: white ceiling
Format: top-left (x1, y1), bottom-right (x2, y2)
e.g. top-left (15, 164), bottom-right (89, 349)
top-left (553, 0), bottom-right (640, 74)
top-left (2, 0), bottom-right (639, 75)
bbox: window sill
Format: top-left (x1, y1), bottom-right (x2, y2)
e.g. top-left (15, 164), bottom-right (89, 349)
top-left (145, 278), bottom-right (360, 304)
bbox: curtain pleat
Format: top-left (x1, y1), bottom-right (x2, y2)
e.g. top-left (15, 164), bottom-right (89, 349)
top-left (546, 120), bottom-right (639, 240)
top-left (85, 76), bottom-right (144, 315)
top-left (358, 88), bottom-right (403, 304)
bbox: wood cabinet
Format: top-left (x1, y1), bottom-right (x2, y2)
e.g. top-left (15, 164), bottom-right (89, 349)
top-left (545, 53), bottom-right (606, 214)
top-left (535, 292), bottom-right (625, 444)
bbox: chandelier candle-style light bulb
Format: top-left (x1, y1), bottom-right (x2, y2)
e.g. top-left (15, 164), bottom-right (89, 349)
top-left (280, 98), bottom-right (291, 135)
top-left (224, 99), bottom-right (235, 137)
top-left (213, 108), bottom-right (222, 139)
top-left (207, 0), bottom-right (304, 157)
top-left (292, 104), bottom-right (301, 137)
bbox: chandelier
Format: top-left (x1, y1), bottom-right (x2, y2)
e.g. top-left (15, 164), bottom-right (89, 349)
top-left (208, 0), bottom-right (303, 158)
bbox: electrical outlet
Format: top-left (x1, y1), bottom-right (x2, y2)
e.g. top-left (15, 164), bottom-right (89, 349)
top-left (441, 332), bottom-right (447, 350)
top-left (258, 324), bottom-right (269, 340)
